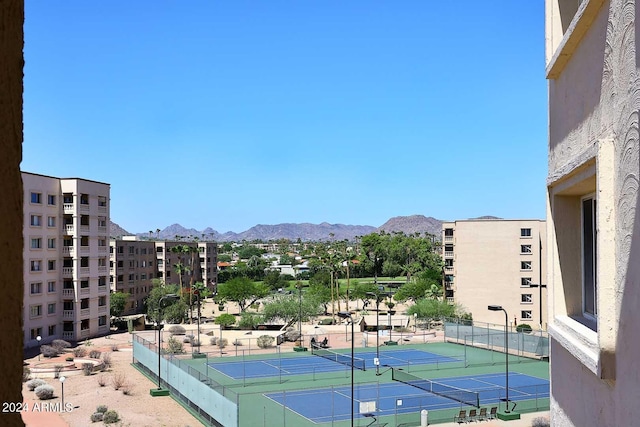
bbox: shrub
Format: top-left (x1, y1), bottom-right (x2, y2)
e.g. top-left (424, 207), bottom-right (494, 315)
top-left (209, 336), bottom-right (218, 346)
top-left (214, 313), bottom-right (236, 329)
top-left (27, 378), bottom-right (46, 391)
top-left (168, 325), bottom-right (186, 335)
top-left (319, 318), bottom-right (334, 325)
top-left (257, 335), bottom-right (274, 349)
top-left (516, 323), bottom-right (533, 333)
top-left (22, 367), bottom-right (31, 383)
top-left (166, 336), bottom-right (184, 354)
top-left (111, 344), bottom-right (119, 352)
top-left (51, 339), bottom-right (71, 352)
top-left (96, 404), bottom-right (108, 413)
top-left (89, 350), bottom-right (102, 359)
top-left (65, 356), bottom-right (74, 362)
top-left (238, 312), bottom-right (263, 330)
top-left (183, 335), bottom-right (194, 344)
top-left (191, 338), bottom-right (200, 347)
top-left (232, 339), bottom-right (243, 346)
top-left (218, 338), bottom-right (228, 349)
top-left (111, 372), bottom-right (127, 390)
top-left (532, 416), bottom-right (551, 427)
top-left (102, 409), bottom-right (120, 424)
top-left (102, 352), bottom-right (112, 369)
top-left (73, 347), bottom-right (87, 357)
top-left (40, 345), bottom-right (58, 358)
top-left (82, 363), bottom-right (93, 376)
top-left (97, 374), bottom-right (107, 387)
top-left (90, 412), bottom-right (104, 423)
top-left (54, 365), bottom-right (64, 379)
top-left (34, 384), bottom-right (55, 400)
top-left (284, 328), bottom-right (301, 342)
top-left (121, 383), bottom-right (132, 395)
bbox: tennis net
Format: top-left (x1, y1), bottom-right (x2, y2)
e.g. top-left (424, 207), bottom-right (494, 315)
top-left (312, 348), bottom-right (367, 371)
top-left (392, 369), bottom-right (479, 407)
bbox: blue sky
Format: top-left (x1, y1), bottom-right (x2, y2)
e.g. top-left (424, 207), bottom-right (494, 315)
top-left (23, 1), bottom-right (547, 234)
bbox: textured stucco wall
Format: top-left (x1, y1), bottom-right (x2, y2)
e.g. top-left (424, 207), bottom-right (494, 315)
top-left (0, 1), bottom-right (25, 426)
top-left (547, 0), bottom-right (640, 426)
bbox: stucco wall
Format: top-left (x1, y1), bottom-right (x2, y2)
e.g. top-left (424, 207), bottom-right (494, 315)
top-left (547, 0), bottom-right (640, 425)
top-left (0, 1), bottom-right (25, 426)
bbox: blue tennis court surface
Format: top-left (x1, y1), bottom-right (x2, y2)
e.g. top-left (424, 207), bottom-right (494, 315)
top-left (208, 349), bottom-right (461, 379)
top-left (265, 372), bottom-right (549, 423)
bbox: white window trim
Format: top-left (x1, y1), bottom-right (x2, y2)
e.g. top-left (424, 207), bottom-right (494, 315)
top-left (581, 193), bottom-right (597, 323)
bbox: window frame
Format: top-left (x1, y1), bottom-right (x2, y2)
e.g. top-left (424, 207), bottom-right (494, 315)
top-left (581, 193), bottom-right (598, 322)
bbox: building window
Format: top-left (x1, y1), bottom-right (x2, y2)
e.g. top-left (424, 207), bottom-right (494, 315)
top-left (128, 246), bottom-right (135, 254)
top-left (128, 273), bottom-right (134, 281)
top-left (48, 325), bottom-right (56, 336)
top-left (98, 196), bottom-right (107, 207)
top-left (521, 244), bottom-right (532, 254)
top-left (47, 216), bottom-right (56, 227)
top-left (81, 319), bottom-right (90, 330)
top-left (98, 217), bottom-right (107, 227)
top-left (156, 246), bottom-right (163, 253)
top-left (521, 261), bottom-right (532, 270)
top-left (521, 294), bottom-right (533, 303)
top-left (47, 194), bottom-right (56, 205)
top-left (47, 238), bottom-right (56, 249)
top-left (80, 280), bottom-right (89, 289)
top-left (117, 246), bottom-right (124, 254)
top-left (30, 328), bottom-right (43, 340)
top-left (98, 316), bottom-right (107, 326)
top-left (521, 310), bottom-right (533, 320)
top-left (80, 194), bottom-right (89, 205)
top-left (31, 192), bottom-right (42, 204)
top-left (30, 305), bottom-right (43, 318)
top-left (47, 260), bottom-right (56, 271)
top-left (30, 238), bottom-right (42, 249)
top-left (582, 195), bottom-right (597, 319)
top-left (30, 282), bottom-right (42, 294)
top-left (47, 281), bottom-right (56, 293)
top-left (521, 277), bottom-right (532, 287)
top-left (444, 228), bottom-right (454, 237)
top-left (30, 215), bottom-right (42, 226)
top-left (98, 296), bottom-right (106, 306)
top-left (80, 298), bottom-right (89, 309)
top-left (30, 260), bottom-right (42, 272)
top-left (520, 228), bottom-right (532, 237)
top-left (48, 303), bottom-right (56, 315)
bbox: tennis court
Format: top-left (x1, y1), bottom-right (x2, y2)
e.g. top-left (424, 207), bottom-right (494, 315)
top-left (264, 372), bottom-right (549, 423)
top-left (208, 348), bottom-right (462, 380)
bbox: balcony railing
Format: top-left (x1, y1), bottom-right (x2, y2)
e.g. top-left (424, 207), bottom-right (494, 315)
top-left (98, 205), bottom-right (107, 213)
top-left (445, 266), bottom-right (453, 271)
top-left (64, 224), bottom-right (74, 234)
top-left (98, 266), bottom-right (107, 273)
top-left (80, 246), bottom-right (90, 254)
top-left (98, 324), bottom-right (109, 333)
top-left (80, 267), bottom-right (90, 275)
top-left (62, 267), bottom-right (73, 277)
top-left (80, 329), bottom-right (90, 339)
top-left (63, 203), bottom-right (74, 214)
top-left (98, 285), bottom-right (107, 293)
top-left (98, 306), bottom-right (107, 313)
top-left (62, 246), bottom-right (72, 255)
top-left (98, 246), bottom-right (107, 254)
top-left (79, 203), bottom-right (89, 213)
top-left (80, 308), bottom-right (90, 317)
top-left (62, 288), bottom-right (74, 298)
top-left (80, 225), bottom-right (90, 233)
top-left (80, 287), bottom-right (90, 295)
top-left (63, 310), bottom-right (74, 319)
top-left (444, 236), bottom-right (453, 242)
top-left (446, 297), bottom-right (455, 304)
top-left (98, 226), bottom-right (107, 233)
top-left (444, 251), bottom-right (454, 257)
top-left (63, 331), bottom-right (75, 340)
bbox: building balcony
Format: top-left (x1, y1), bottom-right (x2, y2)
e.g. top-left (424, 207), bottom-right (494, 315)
top-left (98, 284), bottom-right (107, 293)
top-left (444, 251), bottom-right (454, 257)
top-left (444, 236), bottom-right (453, 242)
top-left (98, 306), bottom-right (107, 313)
top-left (62, 331), bottom-right (74, 341)
top-left (446, 296), bottom-right (455, 304)
top-left (80, 287), bottom-right (90, 295)
top-left (98, 266), bottom-right (107, 273)
top-left (80, 246), bottom-right (90, 254)
top-left (62, 288), bottom-right (75, 298)
top-left (62, 246), bottom-right (72, 255)
top-left (64, 224), bottom-right (74, 234)
top-left (63, 203), bottom-right (74, 214)
top-left (80, 329), bottom-right (90, 339)
top-left (63, 310), bottom-right (74, 319)
top-left (62, 267), bottom-right (73, 278)
top-left (444, 283), bottom-right (454, 290)
top-left (80, 308), bottom-right (90, 318)
top-left (98, 205), bottom-right (107, 213)
top-left (79, 204), bottom-right (89, 213)
top-left (80, 267), bottom-right (90, 275)
top-left (98, 324), bottom-right (109, 333)
top-left (98, 246), bottom-right (107, 254)
top-left (98, 226), bottom-right (107, 233)
top-left (445, 266), bottom-right (453, 271)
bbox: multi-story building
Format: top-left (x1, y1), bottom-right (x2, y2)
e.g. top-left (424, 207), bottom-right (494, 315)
top-left (545, 1), bottom-right (640, 425)
top-left (154, 240), bottom-right (217, 293)
top-left (23, 172), bottom-right (111, 347)
top-left (441, 219), bottom-right (547, 329)
top-left (198, 241), bottom-right (218, 292)
top-left (109, 237), bottom-right (157, 315)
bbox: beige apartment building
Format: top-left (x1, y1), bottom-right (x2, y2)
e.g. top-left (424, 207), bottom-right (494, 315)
top-left (23, 172), bottom-right (111, 348)
top-left (442, 219), bottom-right (547, 329)
top-left (109, 238), bottom-right (157, 315)
top-left (545, 0), bottom-right (640, 425)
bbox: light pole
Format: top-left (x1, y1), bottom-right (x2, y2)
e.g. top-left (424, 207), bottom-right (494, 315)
top-left (488, 305), bottom-right (510, 413)
top-left (366, 292), bottom-right (382, 375)
top-left (59, 376), bottom-right (66, 408)
top-left (297, 280), bottom-right (303, 348)
top-left (337, 311), bottom-right (354, 427)
top-left (151, 293), bottom-right (179, 396)
top-left (528, 236), bottom-right (547, 329)
top-left (194, 289), bottom-right (202, 355)
top-left (36, 335), bottom-right (42, 361)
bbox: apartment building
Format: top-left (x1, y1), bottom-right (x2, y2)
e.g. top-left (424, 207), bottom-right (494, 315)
top-left (441, 219), bottom-right (547, 329)
top-left (154, 240), bottom-right (217, 292)
top-left (109, 237), bottom-right (157, 315)
top-left (545, 1), bottom-right (640, 425)
top-left (23, 172), bottom-right (111, 347)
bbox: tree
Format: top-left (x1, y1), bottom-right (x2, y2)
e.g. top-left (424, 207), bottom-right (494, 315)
top-left (405, 298), bottom-right (469, 320)
top-left (214, 313), bottom-right (237, 329)
top-left (146, 282), bottom-right (186, 323)
top-left (394, 269), bottom-right (443, 303)
top-left (349, 281), bottom-right (378, 309)
top-left (217, 277), bottom-right (269, 312)
top-left (261, 294), bottom-right (321, 324)
top-left (263, 270), bottom-right (289, 290)
top-left (306, 282), bottom-right (332, 315)
top-left (109, 292), bottom-right (128, 318)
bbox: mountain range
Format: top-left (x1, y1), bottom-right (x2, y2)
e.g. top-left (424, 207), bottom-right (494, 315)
top-left (109, 214), bottom-right (447, 242)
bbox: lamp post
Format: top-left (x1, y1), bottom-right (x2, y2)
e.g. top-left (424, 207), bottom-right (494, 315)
top-left (488, 305), bottom-right (510, 413)
top-left (366, 292), bottom-right (382, 375)
top-left (59, 376), bottom-right (66, 408)
top-left (194, 289), bottom-right (202, 355)
top-left (337, 311), bottom-right (354, 427)
top-left (152, 293), bottom-right (179, 396)
top-left (36, 335), bottom-right (42, 361)
top-left (528, 236), bottom-right (547, 329)
top-left (297, 280), bottom-right (303, 347)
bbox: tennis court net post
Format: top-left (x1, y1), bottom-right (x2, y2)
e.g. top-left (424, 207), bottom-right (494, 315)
top-left (391, 368), bottom-right (479, 408)
top-left (312, 347), bottom-right (367, 371)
